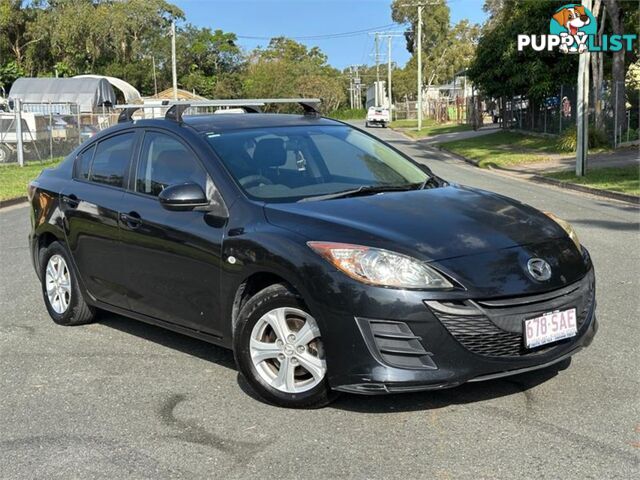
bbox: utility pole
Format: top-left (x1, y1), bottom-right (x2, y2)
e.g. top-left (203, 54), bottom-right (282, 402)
top-left (374, 33), bottom-right (380, 106)
top-left (370, 32), bottom-right (403, 111)
top-left (171, 20), bottom-right (178, 101)
top-left (417, 5), bottom-right (423, 129)
top-left (401, 2), bottom-right (438, 130)
top-left (354, 66), bottom-right (361, 109)
top-left (576, 0), bottom-right (592, 176)
top-left (152, 56), bottom-right (158, 96)
top-left (387, 35), bottom-right (393, 111)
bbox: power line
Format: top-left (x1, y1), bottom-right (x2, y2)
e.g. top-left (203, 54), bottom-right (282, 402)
top-left (235, 23), bottom-right (402, 41)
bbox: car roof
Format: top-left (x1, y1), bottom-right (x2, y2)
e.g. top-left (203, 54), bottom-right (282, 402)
top-left (182, 113), bottom-right (343, 132)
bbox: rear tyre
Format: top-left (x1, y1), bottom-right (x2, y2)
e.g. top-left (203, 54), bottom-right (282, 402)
top-left (365, 121), bottom-right (370, 128)
top-left (40, 241), bottom-right (95, 326)
top-left (233, 283), bottom-right (337, 408)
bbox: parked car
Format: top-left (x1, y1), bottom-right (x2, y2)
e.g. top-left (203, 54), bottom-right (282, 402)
top-left (365, 106), bottom-right (390, 128)
top-left (28, 100), bottom-right (597, 408)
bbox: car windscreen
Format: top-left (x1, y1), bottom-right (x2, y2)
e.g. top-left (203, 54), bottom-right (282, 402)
top-left (205, 125), bottom-right (428, 202)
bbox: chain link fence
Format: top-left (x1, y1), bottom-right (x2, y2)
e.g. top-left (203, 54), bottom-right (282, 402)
top-left (486, 81), bottom-right (638, 146)
top-left (0, 103), bottom-right (238, 165)
top-left (391, 96), bottom-right (469, 124)
top-left (0, 102), bottom-right (120, 164)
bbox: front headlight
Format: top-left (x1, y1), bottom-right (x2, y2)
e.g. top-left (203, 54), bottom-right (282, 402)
top-left (307, 241), bottom-right (453, 289)
top-left (544, 212), bottom-right (581, 250)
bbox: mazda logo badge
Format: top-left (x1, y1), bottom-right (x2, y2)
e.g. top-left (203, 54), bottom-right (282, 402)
top-left (527, 258), bottom-right (552, 281)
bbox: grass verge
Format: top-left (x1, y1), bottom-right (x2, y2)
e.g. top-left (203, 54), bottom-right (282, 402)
top-left (0, 159), bottom-right (63, 201)
top-left (390, 119), bottom-right (472, 139)
top-left (438, 131), bottom-right (567, 168)
top-left (544, 166), bottom-right (639, 196)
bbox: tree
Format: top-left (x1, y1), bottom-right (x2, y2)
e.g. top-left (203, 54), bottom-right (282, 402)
top-left (391, 0), bottom-right (450, 56)
top-left (468, 0), bottom-right (579, 128)
top-left (590, 0), bottom-right (606, 130)
top-left (604, 0), bottom-right (626, 134)
top-left (243, 38), bottom-right (345, 112)
top-left (0, 61), bottom-right (25, 91)
top-left (0, 0), bottom-right (41, 70)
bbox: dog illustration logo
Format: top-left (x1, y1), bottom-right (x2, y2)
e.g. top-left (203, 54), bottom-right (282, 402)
top-left (550, 4), bottom-right (597, 53)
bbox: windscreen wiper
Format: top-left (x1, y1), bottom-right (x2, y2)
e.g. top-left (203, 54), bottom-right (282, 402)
top-left (299, 184), bottom-right (417, 202)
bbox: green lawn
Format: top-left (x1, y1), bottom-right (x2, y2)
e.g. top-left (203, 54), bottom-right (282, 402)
top-left (327, 108), bottom-right (366, 120)
top-left (438, 131), bottom-right (564, 168)
top-left (544, 166), bottom-right (640, 196)
top-left (0, 159), bottom-right (63, 201)
top-left (390, 119), bottom-right (472, 139)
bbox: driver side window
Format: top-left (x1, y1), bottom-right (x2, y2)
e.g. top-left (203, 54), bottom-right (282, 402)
top-left (136, 131), bottom-right (207, 197)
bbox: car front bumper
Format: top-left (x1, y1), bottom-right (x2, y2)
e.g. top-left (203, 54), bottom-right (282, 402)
top-left (310, 268), bottom-right (597, 395)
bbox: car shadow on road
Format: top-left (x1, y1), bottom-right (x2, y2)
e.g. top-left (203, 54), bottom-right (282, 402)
top-left (97, 311), bottom-right (237, 370)
top-left (330, 359), bottom-right (570, 414)
top-left (97, 311), bottom-right (571, 412)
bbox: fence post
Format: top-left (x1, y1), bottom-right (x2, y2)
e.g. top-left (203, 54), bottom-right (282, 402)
top-left (559, 86), bottom-right (563, 134)
top-left (49, 101), bottom-right (53, 161)
top-left (613, 82), bottom-right (618, 149)
top-left (77, 103), bottom-right (82, 146)
top-left (15, 99), bottom-right (24, 167)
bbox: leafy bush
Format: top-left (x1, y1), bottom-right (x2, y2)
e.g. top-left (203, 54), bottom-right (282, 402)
top-left (557, 126), bottom-right (609, 152)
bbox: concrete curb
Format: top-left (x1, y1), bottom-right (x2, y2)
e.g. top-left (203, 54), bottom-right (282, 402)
top-left (389, 128), bottom-right (418, 142)
top-left (438, 146), bottom-right (640, 206)
top-left (528, 175), bottom-right (640, 205)
top-left (0, 196), bottom-right (27, 209)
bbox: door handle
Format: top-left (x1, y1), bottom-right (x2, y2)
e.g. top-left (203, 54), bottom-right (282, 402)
top-left (62, 194), bottom-right (79, 208)
top-left (119, 211), bottom-right (142, 230)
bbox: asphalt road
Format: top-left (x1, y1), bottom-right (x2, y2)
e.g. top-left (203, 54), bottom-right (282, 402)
top-left (1, 124), bottom-right (639, 479)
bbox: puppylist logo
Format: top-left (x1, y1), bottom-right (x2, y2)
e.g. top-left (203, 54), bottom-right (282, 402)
top-left (518, 3), bottom-right (637, 54)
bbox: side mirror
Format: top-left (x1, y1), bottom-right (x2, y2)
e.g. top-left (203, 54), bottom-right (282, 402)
top-left (158, 182), bottom-right (209, 211)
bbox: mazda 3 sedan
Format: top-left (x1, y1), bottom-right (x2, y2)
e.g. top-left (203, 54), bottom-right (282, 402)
top-left (28, 101), bottom-right (597, 408)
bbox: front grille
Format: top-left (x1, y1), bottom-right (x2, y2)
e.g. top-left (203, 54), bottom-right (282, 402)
top-left (427, 270), bottom-right (595, 358)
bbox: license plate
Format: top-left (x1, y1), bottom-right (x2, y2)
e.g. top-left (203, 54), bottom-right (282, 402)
top-left (524, 308), bottom-right (577, 348)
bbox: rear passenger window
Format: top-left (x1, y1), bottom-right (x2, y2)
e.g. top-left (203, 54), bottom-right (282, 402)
top-left (90, 132), bottom-right (135, 188)
top-left (136, 132), bottom-right (207, 196)
top-left (76, 145), bottom-right (95, 180)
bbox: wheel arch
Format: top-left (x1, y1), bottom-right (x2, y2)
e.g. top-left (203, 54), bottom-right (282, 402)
top-left (33, 229), bottom-right (66, 280)
top-left (230, 270), bottom-right (309, 336)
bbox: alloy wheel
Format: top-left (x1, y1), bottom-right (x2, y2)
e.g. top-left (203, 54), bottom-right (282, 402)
top-left (45, 254), bottom-right (71, 314)
top-left (249, 307), bottom-right (326, 393)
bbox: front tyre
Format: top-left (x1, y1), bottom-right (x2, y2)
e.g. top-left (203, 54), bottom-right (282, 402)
top-left (234, 283), bottom-right (337, 408)
top-left (40, 241), bottom-right (95, 326)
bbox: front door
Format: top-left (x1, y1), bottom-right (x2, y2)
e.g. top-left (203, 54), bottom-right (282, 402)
top-left (119, 130), bottom-right (225, 336)
top-left (61, 131), bottom-right (137, 308)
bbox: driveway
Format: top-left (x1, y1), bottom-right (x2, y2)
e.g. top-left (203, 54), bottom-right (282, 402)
top-left (1, 124), bottom-right (638, 479)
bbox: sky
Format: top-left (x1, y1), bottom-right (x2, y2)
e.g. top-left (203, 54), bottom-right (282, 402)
top-left (172, 0), bottom-right (489, 70)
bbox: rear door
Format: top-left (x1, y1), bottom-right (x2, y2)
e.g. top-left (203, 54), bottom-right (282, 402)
top-left (61, 130), bottom-right (138, 308)
top-left (118, 129), bottom-right (225, 335)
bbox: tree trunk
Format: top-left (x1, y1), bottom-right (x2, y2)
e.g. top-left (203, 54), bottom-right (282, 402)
top-left (591, 0), bottom-right (605, 131)
top-left (605, 0), bottom-right (626, 136)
